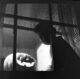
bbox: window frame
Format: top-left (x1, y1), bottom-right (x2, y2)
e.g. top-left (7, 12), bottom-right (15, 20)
top-left (2, 2), bottom-right (78, 71)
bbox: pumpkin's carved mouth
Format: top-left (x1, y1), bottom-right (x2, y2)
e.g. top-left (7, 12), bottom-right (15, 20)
top-left (16, 53), bottom-right (36, 67)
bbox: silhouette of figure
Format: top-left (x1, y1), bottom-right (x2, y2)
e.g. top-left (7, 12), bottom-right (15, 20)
top-left (34, 22), bottom-right (54, 71)
top-left (34, 21), bottom-right (80, 72)
top-left (53, 36), bottom-right (80, 72)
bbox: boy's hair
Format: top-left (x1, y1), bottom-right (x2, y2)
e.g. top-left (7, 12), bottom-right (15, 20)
top-left (34, 21), bottom-right (56, 44)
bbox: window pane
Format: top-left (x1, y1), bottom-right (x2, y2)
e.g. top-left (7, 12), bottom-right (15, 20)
top-left (52, 4), bottom-right (59, 22)
top-left (2, 28), bottom-right (13, 71)
top-left (5, 4), bottom-right (14, 15)
top-left (4, 17), bottom-right (14, 25)
top-left (18, 4), bottom-right (49, 20)
top-left (16, 29), bottom-right (40, 71)
top-left (0, 27), bottom-right (3, 71)
top-left (17, 19), bottom-right (38, 28)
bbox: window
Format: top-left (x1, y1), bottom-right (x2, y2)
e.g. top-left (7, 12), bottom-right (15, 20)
top-left (1, 2), bottom-right (78, 71)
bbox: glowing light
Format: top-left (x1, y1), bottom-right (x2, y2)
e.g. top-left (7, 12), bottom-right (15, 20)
top-left (36, 43), bottom-right (52, 71)
top-left (3, 52), bottom-right (36, 71)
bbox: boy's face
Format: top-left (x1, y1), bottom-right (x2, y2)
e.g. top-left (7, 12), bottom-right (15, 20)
top-left (36, 27), bottom-right (57, 45)
top-left (37, 30), bottom-right (51, 44)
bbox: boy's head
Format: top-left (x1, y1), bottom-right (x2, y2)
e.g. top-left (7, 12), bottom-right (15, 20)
top-left (34, 21), bottom-right (56, 44)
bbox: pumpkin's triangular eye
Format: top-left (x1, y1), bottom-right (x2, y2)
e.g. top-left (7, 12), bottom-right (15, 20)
top-left (21, 56), bottom-right (34, 63)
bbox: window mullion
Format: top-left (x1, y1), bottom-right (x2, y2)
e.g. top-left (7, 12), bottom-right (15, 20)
top-left (13, 3), bottom-right (17, 71)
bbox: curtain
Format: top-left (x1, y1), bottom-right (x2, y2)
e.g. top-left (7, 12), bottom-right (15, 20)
top-left (57, 3), bottom-right (80, 57)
